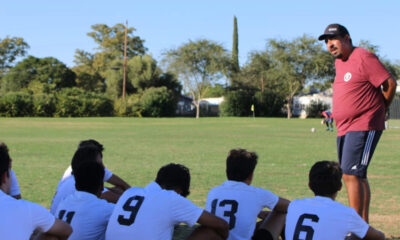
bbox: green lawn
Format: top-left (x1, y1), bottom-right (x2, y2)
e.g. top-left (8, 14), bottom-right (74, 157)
top-left (1, 117), bottom-right (399, 238)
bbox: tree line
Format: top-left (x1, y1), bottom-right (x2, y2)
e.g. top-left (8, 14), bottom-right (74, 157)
top-left (1, 19), bottom-right (399, 118)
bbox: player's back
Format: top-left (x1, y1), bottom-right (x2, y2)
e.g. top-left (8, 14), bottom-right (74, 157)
top-left (205, 180), bottom-right (279, 240)
top-left (285, 196), bottom-right (369, 240)
top-left (0, 190), bottom-right (55, 239)
top-left (50, 175), bottom-right (76, 214)
top-left (55, 191), bottom-right (114, 240)
top-left (105, 181), bottom-right (203, 240)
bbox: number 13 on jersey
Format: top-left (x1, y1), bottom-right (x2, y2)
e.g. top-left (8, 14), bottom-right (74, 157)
top-left (211, 199), bottom-right (238, 229)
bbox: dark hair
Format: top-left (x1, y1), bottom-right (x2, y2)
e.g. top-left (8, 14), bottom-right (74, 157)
top-left (71, 145), bottom-right (102, 174)
top-left (74, 161), bottom-right (105, 194)
top-left (155, 163), bottom-right (190, 197)
top-left (78, 139), bottom-right (104, 155)
top-left (226, 149), bottom-right (258, 182)
top-left (309, 161), bottom-right (342, 196)
top-left (0, 142), bottom-right (11, 186)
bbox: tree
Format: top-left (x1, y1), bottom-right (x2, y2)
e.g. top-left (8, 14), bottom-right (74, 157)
top-left (244, 35), bottom-right (334, 118)
top-left (231, 16), bottom-right (240, 82)
top-left (73, 23), bottom-right (147, 93)
top-left (105, 55), bottom-right (181, 99)
top-left (87, 23), bottom-right (146, 60)
top-left (164, 39), bottom-right (230, 118)
top-left (239, 51), bottom-right (273, 92)
top-left (0, 36), bottom-right (29, 75)
top-left (1, 56), bottom-right (76, 94)
top-left (72, 50), bottom-right (105, 92)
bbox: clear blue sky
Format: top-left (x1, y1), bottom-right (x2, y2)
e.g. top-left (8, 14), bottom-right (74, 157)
top-left (1, 0), bottom-right (399, 68)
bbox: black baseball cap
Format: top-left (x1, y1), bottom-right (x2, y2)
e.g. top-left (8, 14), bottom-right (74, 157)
top-left (318, 24), bottom-right (349, 41)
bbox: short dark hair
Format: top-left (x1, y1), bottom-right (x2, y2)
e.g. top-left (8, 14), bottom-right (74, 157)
top-left (226, 149), bottom-right (258, 182)
top-left (155, 163), bottom-right (190, 197)
top-left (309, 161), bottom-right (342, 196)
top-left (78, 139), bottom-right (104, 154)
top-left (0, 142), bottom-right (11, 187)
top-left (74, 161), bottom-right (105, 194)
top-left (71, 145), bottom-right (102, 174)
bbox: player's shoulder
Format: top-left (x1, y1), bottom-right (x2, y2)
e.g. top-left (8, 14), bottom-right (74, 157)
top-left (355, 47), bottom-right (378, 60)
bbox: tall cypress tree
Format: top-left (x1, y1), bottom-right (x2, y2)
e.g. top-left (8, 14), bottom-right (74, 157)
top-left (232, 16), bottom-right (240, 85)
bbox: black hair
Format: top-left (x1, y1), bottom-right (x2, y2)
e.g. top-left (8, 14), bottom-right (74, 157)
top-left (74, 161), bottom-right (105, 195)
top-left (226, 149), bottom-right (258, 182)
top-left (71, 145), bottom-right (102, 174)
top-left (309, 161), bottom-right (342, 196)
top-left (0, 142), bottom-right (11, 186)
top-left (155, 163), bottom-right (190, 197)
top-left (78, 139), bottom-right (104, 155)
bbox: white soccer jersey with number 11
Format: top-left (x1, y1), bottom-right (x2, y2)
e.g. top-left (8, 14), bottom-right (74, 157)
top-left (105, 181), bottom-right (203, 240)
top-left (55, 191), bottom-right (114, 240)
top-left (285, 196), bottom-right (369, 240)
top-left (205, 180), bottom-right (279, 240)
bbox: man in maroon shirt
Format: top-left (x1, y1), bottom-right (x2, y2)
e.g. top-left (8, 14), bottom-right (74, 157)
top-left (318, 24), bottom-right (397, 223)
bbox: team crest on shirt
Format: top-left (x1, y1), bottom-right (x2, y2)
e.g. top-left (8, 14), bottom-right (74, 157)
top-left (344, 72), bottom-right (352, 82)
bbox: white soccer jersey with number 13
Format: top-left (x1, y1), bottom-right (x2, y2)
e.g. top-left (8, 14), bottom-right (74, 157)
top-left (205, 180), bottom-right (279, 240)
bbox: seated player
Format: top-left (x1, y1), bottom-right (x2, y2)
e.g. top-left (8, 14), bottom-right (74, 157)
top-left (50, 139), bottom-right (130, 214)
top-left (205, 149), bottom-right (289, 240)
top-left (0, 142), bottom-right (22, 199)
top-left (56, 159), bottom-right (114, 240)
top-left (285, 161), bottom-right (385, 240)
top-left (105, 163), bottom-right (229, 240)
top-left (61, 139), bottom-right (130, 192)
top-left (0, 142), bottom-right (72, 239)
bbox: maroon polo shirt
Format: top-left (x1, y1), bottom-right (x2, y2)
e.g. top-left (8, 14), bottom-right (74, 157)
top-left (333, 47), bottom-right (391, 136)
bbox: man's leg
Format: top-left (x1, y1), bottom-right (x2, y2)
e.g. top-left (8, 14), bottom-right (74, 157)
top-left (361, 178), bottom-right (370, 222)
top-left (339, 131), bottom-right (381, 223)
top-left (186, 226), bottom-right (223, 240)
top-left (342, 174), bottom-right (364, 220)
top-left (253, 210), bottom-right (286, 240)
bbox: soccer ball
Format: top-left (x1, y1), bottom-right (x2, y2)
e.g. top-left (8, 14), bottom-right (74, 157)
top-left (311, 128), bottom-right (316, 133)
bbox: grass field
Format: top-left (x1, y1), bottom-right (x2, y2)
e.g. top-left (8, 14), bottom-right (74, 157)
top-left (0, 117), bottom-right (399, 238)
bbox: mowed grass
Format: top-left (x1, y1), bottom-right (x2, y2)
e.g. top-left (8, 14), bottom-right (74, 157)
top-left (0, 117), bottom-right (399, 238)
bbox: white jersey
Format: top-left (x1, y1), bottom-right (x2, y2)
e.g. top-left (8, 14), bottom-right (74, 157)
top-left (55, 191), bottom-right (114, 240)
top-left (285, 196), bottom-right (369, 240)
top-left (205, 180), bottom-right (279, 240)
top-left (50, 175), bottom-right (76, 214)
top-left (0, 190), bottom-right (55, 239)
top-left (50, 167), bottom-right (113, 214)
top-left (105, 181), bottom-right (203, 240)
top-left (62, 165), bottom-right (113, 182)
top-left (10, 169), bottom-right (21, 196)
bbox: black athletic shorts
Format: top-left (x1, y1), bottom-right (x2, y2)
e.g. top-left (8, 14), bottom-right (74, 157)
top-left (337, 130), bottom-right (382, 178)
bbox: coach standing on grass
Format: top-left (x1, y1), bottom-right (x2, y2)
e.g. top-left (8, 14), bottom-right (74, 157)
top-left (318, 23), bottom-right (397, 223)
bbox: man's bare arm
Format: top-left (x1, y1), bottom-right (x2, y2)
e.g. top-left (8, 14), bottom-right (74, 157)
top-left (35, 219), bottom-right (72, 240)
top-left (196, 210), bottom-right (229, 239)
top-left (107, 174), bottom-right (131, 190)
top-left (363, 226), bottom-right (385, 240)
top-left (381, 76), bottom-right (397, 108)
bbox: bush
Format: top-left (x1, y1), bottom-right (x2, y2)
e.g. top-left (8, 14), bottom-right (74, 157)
top-left (0, 92), bottom-right (34, 117)
top-left (254, 90), bottom-right (284, 117)
top-left (220, 89), bottom-right (254, 116)
top-left (114, 94), bottom-right (142, 117)
top-left (55, 88), bottom-right (113, 117)
top-left (140, 87), bottom-right (177, 117)
top-left (306, 100), bottom-right (330, 118)
top-left (33, 94), bottom-right (57, 117)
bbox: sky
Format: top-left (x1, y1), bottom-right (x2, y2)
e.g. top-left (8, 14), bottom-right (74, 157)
top-left (1, 0), bottom-right (399, 68)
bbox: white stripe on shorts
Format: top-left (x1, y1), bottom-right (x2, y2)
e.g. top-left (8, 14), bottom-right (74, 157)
top-left (361, 130), bottom-right (375, 166)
